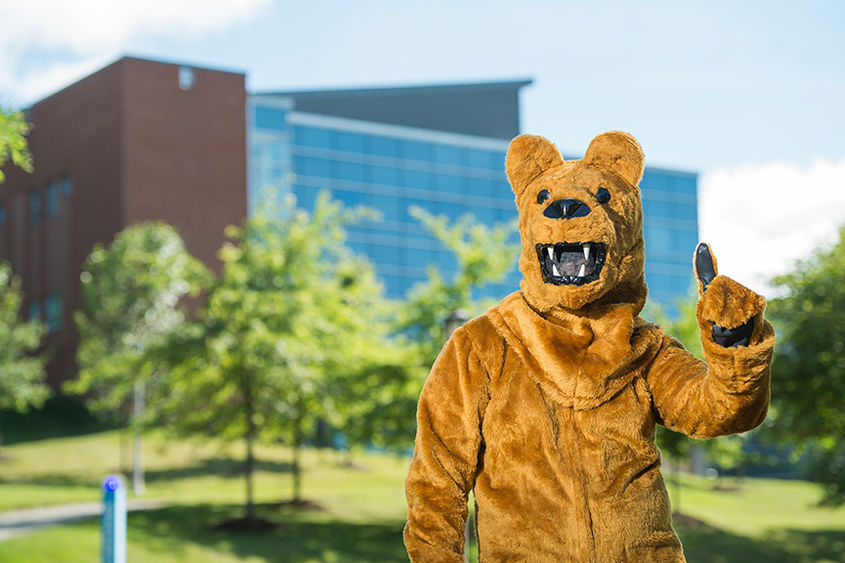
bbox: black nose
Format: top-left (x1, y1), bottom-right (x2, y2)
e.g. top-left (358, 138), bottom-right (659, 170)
top-left (543, 198), bottom-right (591, 219)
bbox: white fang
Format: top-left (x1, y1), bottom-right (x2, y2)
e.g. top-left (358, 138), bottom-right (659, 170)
top-left (547, 247), bottom-right (554, 260)
top-left (578, 264), bottom-right (586, 277)
top-left (552, 264), bottom-right (561, 277)
top-left (583, 244), bottom-right (591, 260)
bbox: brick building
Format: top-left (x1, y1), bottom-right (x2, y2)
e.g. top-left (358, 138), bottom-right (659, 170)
top-left (0, 57), bottom-right (247, 387)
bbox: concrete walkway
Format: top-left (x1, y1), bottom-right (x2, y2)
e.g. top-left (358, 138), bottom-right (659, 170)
top-left (0, 500), bottom-right (165, 542)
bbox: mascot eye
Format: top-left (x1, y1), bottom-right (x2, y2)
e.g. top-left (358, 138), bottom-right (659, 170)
top-left (596, 187), bottom-right (611, 204)
top-left (536, 189), bottom-right (550, 204)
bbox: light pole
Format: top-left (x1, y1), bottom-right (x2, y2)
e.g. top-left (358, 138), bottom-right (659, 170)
top-left (444, 309), bottom-right (469, 339)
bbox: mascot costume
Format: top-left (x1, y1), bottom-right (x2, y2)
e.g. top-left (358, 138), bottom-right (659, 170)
top-left (404, 131), bottom-right (775, 562)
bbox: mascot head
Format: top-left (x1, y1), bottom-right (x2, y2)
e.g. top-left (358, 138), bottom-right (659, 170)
top-left (506, 131), bottom-right (648, 313)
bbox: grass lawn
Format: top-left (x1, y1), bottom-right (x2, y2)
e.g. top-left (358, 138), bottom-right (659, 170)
top-left (0, 430), bottom-right (844, 562)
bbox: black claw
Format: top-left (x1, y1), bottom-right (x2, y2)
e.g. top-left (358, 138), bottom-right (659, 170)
top-left (695, 243), bottom-right (716, 292)
top-left (712, 318), bottom-right (754, 348)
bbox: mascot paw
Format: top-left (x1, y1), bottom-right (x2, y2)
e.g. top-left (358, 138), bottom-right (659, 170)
top-left (694, 243), bottom-right (765, 348)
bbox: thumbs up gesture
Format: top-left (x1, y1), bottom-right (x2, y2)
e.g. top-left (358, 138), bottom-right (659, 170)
top-left (694, 243), bottom-right (764, 348)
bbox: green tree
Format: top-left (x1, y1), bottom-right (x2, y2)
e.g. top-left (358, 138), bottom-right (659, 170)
top-left (768, 225), bottom-right (845, 505)
top-left (645, 291), bottom-right (749, 510)
top-left (161, 193), bottom-right (395, 520)
top-left (399, 206), bottom-right (520, 368)
top-left (0, 263), bottom-right (49, 448)
top-left (0, 108), bottom-right (33, 183)
top-left (368, 207), bottom-right (520, 453)
top-left (66, 222), bottom-right (210, 494)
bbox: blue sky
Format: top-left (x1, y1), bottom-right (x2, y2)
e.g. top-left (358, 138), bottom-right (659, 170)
top-left (1, 0), bottom-right (843, 292)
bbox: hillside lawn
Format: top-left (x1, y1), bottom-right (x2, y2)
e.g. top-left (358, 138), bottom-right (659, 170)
top-left (0, 430), bottom-right (843, 562)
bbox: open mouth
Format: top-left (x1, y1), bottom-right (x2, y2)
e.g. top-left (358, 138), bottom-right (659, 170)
top-left (536, 242), bottom-right (606, 286)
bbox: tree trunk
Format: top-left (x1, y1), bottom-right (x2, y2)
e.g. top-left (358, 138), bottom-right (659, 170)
top-left (673, 457), bottom-right (681, 515)
top-left (244, 374), bottom-right (256, 520)
top-left (132, 380), bottom-right (146, 496)
top-left (120, 418), bottom-right (131, 475)
top-left (292, 395), bottom-right (304, 503)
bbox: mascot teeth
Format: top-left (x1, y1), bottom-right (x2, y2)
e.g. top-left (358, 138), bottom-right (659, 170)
top-left (536, 242), bottom-right (606, 286)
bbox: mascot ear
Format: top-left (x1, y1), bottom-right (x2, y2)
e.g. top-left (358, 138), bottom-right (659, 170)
top-left (506, 134), bottom-right (565, 197)
top-left (583, 131), bottom-right (644, 187)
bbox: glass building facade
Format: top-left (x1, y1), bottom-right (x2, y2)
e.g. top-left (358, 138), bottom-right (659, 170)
top-left (248, 94), bottom-right (698, 310)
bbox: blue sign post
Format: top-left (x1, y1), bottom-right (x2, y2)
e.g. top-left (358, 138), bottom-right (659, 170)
top-left (102, 475), bottom-right (126, 563)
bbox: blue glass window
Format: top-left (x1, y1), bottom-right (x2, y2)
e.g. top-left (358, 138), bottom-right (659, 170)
top-left (371, 166), bottom-right (399, 186)
top-left (465, 178), bottom-right (491, 197)
top-left (403, 140), bottom-right (431, 162)
top-left (334, 190), bottom-right (369, 208)
top-left (433, 144), bottom-right (463, 166)
top-left (46, 181), bottom-right (58, 217)
top-left (335, 131), bottom-right (367, 153)
top-left (432, 173), bottom-right (462, 194)
top-left (295, 156), bottom-right (333, 178)
top-left (465, 148), bottom-right (501, 170)
top-left (405, 247), bottom-right (434, 268)
top-left (376, 195), bottom-right (402, 222)
top-left (45, 292), bottom-right (62, 332)
top-left (336, 161), bottom-right (366, 182)
top-left (369, 243), bottom-right (402, 266)
top-left (645, 226), bottom-right (672, 252)
top-left (61, 175), bottom-right (72, 197)
top-left (404, 170), bottom-right (430, 190)
top-left (473, 205), bottom-right (498, 225)
top-left (404, 198), bottom-right (435, 221)
top-left (28, 297), bottom-right (41, 321)
top-left (292, 185), bottom-right (320, 211)
top-left (0, 204), bottom-right (6, 225)
top-left (295, 126), bottom-right (333, 149)
top-left (383, 275), bottom-right (406, 297)
top-left (29, 188), bottom-right (41, 226)
top-left (254, 107), bottom-right (286, 131)
top-left (371, 136), bottom-right (400, 158)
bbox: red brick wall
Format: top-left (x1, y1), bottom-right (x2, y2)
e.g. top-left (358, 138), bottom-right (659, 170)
top-left (121, 58), bottom-right (247, 269)
top-left (0, 57), bottom-right (247, 387)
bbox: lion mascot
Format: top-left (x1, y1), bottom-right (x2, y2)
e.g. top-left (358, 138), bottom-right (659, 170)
top-left (404, 131), bottom-right (775, 562)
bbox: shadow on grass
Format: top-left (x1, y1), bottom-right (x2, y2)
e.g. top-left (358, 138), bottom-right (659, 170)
top-left (0, 396), bottom-right (112, 446)
top-left (0, 456), bottom-right (292, 490)
top-left (145, 457), bottom-right (293, 483)
top-left (678, 523), bottom-right (845, 562)
top-left (127, 504), bottom-right (845, 563)
top-left (128, 504), bottom-right (407, 562)
top-left (0, 473), bottom-right (100, 488)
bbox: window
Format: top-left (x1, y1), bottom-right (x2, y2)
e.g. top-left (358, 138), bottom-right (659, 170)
top-left (61, 175), bottom-right (73, 197)
top-left (28, 297), bottom-right (42, 321)
top-left (433, 144), bottom-right (463, 166)
top-left (370, 136), bottom-right (400, 158)
top-left (294, 126), bottom-right (332, 149)
top-left (371, 166), bottom-right (399, 186)
top-left (432, 173), bottom-right (462, 194)
top-left (0, 204), bottom-right (6, 225)
top-left (294, 156), bottom-right (333, 178)
top-left (404, 170), bottom-right (430, 190)
top-left (336, 161), bottom-right (366, 182)
top-left (45, 292), bottom-right (62, 332)
top-left (402, 140), bottom-right (431, 162)
top-left (46, 181), bottom-right (58, 217)
top-left (335, 132), bottom-right (367, 153)
top-left (253, 107), bottom-right (286, 131)
top-left (29, 188), bottom-right (41, 225)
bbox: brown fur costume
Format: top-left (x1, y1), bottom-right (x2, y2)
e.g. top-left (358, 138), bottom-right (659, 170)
top-left (404, 131), bottom-right (775, 562)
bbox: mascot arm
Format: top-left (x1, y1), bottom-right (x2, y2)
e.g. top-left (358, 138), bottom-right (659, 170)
top-left (644, 243), bottom-right (775, 438)
top-left (404, 327), bottom-right (490, 562)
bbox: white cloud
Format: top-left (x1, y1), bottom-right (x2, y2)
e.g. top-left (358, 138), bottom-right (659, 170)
top-left (0, 0), bottom-right (269, 104)
top-left (699, 157), bottom-right (845, 297)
